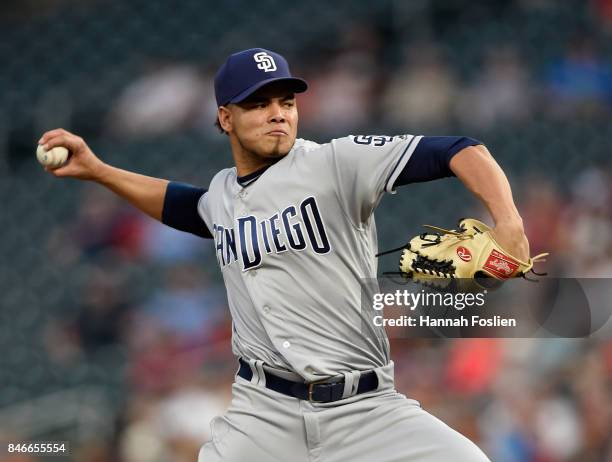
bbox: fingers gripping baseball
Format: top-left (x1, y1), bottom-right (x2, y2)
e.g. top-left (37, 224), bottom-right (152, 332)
top-left (38, 128), bottom-right (104, 180)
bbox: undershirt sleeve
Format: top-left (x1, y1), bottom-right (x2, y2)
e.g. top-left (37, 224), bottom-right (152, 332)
top-left (395, 136), bottom-right (482, 186)
top-left (161, 181), bottom-right (212, 239)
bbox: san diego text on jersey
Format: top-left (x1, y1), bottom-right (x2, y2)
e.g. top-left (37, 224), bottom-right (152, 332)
top-left (212, 195), bottom-right (331, 270)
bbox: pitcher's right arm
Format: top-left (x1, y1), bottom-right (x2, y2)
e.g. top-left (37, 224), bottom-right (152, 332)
top-left (39, 128), bottom-right (211, 238)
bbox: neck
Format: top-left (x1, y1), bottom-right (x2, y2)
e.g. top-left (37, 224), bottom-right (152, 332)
top-left (230, 136), bottom-right (286, 177)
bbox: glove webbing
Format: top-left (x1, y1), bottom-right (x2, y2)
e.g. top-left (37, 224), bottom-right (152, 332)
top-left (376, 222), bottom-right (478, 258)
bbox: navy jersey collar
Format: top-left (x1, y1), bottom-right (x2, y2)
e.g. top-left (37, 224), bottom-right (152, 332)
top-left (237, 164), bottom-right (273, 187)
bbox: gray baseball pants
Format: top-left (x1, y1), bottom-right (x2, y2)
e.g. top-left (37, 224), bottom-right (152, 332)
top-left (198, 361), bottom-right (491, 462)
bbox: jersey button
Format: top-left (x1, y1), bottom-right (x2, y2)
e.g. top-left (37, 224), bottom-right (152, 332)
top-left (282, 341), bottom-right (291, 349)
top-left (263, 306), bottom-right (270, 314)
top-left (250, 270), bottom-right (257, 277)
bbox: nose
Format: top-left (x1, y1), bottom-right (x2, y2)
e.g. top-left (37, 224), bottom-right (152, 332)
top-left (268, 102), bottom-right (286, 123)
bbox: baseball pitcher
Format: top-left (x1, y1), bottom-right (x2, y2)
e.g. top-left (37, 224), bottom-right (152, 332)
top-left (39, 48), bottom-right (534, 461)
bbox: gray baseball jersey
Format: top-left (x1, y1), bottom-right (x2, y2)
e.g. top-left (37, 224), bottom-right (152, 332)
top-left (197, 134), bottom-right (423, 380)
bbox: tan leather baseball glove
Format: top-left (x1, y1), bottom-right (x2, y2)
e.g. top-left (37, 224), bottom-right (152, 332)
top-left (398, 218), bottom-right (548, 291)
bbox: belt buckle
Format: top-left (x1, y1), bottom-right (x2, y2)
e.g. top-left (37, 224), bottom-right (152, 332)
top-left (307, 379), bottom-right (328, 403)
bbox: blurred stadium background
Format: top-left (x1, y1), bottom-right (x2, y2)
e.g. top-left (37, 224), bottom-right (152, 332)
top-left (1, 0), bottom-right (611, 460)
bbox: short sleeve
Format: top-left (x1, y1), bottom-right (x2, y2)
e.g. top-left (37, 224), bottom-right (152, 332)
top-left (197, 191), bottom-right (212, 233)
top-left (329, 134), bottom-right (422, 225)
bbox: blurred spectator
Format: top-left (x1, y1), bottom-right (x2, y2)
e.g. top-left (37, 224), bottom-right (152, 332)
top-left (299, 23), bottom-right (381, 135)
top-left (446, 339), bottom-right (502, 396)
top-left (572, 346), bottom-right (612, 460)
top-left (534, 393), bottom-right (583, 460)
top-left (392, 339), bottom-right (448, 409)
top-left (545, 36), bottom-right (612, 118)
top-left (480, 399), bottom-right (539, 462)
top-left (519, 176), bottom-right (566, 258)
top-left (43, 263), bottom-right (132, 363)
top-left (74, 265), bottom-right (131, 353)
top-left (138, 263), bottom-right (225, 341)
top-left (300, 51), bottom-right (378, 135)
top-left (382, 43), bottom-right (458, 130)
top-left (127, 263), bottom-right (229, 393)
top-left (140, 215), bottom-right (209, 264)
top-left (592, 0), bottom-right (612, 31)
top-left (106, 61), bottom-right (215, 138)
top-left (47, 185), bottom-right (145, 261)
top-left (569, 166), bottom-right (611, 214)
top-left (119, 372), bottom-right (230, 462)
top-left (119, 396), bottom-right (171, 462)
top-left (564, 167), bottom-right (612, 276)
top-left (156, 373), bottom-right (229, 460)
top-left (456, 46), bottom-right (533, 128)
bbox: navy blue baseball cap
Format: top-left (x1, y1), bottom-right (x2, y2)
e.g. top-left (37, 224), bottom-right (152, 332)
top-left (214, 48), bottom-right (308, 107)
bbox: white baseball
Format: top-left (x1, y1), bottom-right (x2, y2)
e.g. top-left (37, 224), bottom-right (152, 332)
top-left (36, 145), bottom-right (69, 169)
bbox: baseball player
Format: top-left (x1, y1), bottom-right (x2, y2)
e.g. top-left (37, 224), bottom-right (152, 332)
top-left (39, 48), bottom-right (531, 461)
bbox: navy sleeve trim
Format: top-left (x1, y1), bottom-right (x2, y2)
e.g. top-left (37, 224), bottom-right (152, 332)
top-left (162, 182), bottom-right (212, 239)
top-left (395, 136), bottom-right (482, 186)
top-left (384, 135), bottom-right (423, 194)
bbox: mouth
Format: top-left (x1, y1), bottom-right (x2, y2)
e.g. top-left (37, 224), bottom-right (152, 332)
top-left (266, 130), bottom-right (288, 136)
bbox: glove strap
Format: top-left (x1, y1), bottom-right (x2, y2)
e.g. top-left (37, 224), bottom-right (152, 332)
top-left (422, 224), bottom-right (464, 236)
top-left (375, 242), bottom-right (411, 257)
top-left (531, 253), bottom-right (549, 262)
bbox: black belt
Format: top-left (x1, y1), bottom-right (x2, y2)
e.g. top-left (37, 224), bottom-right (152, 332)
top-left (238, 358), bottom-right (379, 403)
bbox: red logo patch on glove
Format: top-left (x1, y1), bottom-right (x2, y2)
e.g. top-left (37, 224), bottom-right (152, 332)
top-left (484, 250), bottom-right (519, 278)
top-left (457, 246), bottom-right (472, 262)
